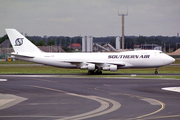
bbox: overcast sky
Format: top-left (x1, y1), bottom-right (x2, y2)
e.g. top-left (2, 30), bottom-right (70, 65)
top-left (1, 0), bottom-right (180, 37)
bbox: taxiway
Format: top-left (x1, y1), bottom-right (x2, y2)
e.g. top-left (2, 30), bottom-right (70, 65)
top-left (0, 75), bottom-right (180, 120)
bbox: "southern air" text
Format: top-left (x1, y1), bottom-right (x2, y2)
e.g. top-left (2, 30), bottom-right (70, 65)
top-left (108, 55), bottom-right (150, 59)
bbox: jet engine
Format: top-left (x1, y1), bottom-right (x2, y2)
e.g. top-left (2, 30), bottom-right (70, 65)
top-left (80, 64), bottom-right (95, 70)
top-left (88, 64), bottom-right (95, 70)
top-left (103, 65), bottom-right (117, 71)
top-left (110, 65), bottom-right (117, 71)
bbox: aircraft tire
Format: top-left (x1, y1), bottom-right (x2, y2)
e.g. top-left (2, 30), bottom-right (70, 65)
top-left (99, 71), bottom-right (102, 75)
top-left (88, 70), bottom-right (94, 75)
top-left (95, 70), bottom-right (102, 75)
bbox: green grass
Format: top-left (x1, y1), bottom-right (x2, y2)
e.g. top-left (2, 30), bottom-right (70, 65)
top-left (0, 66), bottom-right (85, 74)
top-left (174, 59), bottom-right (180, 64)
top-left (0, 60), bottom-right (36, 64)
top-left (0, 60), bottom-right (180, 75)
top-left (0, 65), bottom-right (180, 74)
top-left (0, 65), bottom-right (180, 79)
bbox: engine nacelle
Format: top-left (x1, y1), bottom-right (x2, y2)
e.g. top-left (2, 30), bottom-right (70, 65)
top-left (80, 64), bottom-right (95, 70)
top-left (88, 64), bottom-right (95, 70)
top-left (80, 66), bottom-right (88, 70)
top-left (110, 65), bottom-right (117, 71)
top-left (102, 67), bottom-right (109, 71)
top-left (102, 65), bottom-right (117, 71)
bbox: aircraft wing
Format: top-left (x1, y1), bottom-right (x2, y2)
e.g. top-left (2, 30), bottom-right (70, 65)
top-left (60, 60), bottom-right (125, 66)
top-left (88, 61), bottom-right (125, 66)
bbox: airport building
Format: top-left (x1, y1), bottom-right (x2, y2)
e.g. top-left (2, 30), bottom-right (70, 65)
top-left (116, 36), bottom-right (121, 50)
top-left (134, 44), bottom-right (162, 51)
top-left (82, 36), bottom-right (93, 52)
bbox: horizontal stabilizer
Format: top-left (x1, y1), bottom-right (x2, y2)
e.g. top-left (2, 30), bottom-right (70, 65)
top-left (11, 53), bottom-right (34, 58)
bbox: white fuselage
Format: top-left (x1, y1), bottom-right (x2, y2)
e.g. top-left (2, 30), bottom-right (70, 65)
top-left (15, 50), bottom-right (175, 69)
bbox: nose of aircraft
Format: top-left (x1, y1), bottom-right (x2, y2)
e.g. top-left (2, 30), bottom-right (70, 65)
top-left (167, 56), bottom-right (175, 64)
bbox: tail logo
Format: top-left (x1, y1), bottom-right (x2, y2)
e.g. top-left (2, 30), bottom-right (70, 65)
top-left (15, 38), bottom-right (23, 46)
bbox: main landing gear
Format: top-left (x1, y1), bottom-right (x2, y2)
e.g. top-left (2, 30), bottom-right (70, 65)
top-left (88, 70), bottom-right (94, 75)
top-left (155, 68), bottom-right (158, 74)
top-left (88, 70), bottom-right (102, 75)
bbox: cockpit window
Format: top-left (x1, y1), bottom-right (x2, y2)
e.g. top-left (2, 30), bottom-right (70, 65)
top-left (160, 52), bottom-right (164, 54)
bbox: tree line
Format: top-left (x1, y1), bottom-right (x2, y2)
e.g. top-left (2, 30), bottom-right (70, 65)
top-left (1, 34), bottom-right (180, 51)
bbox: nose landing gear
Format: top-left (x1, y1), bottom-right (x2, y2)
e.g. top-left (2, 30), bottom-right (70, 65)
top-left (155, 68), bottom-right (158, 74)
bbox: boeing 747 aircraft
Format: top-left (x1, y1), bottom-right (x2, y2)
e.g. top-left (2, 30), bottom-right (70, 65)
top-left (6, 29), bottom-right (175, 74)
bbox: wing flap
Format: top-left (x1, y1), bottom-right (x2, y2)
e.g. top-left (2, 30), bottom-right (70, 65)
top-left (88, 61), bottom-right (125, 66)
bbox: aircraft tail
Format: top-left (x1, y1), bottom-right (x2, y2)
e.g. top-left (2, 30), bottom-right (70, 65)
top-left (5, 29), bottom-right (42, 53)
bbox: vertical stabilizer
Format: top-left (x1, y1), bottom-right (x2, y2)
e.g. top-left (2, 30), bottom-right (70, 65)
top-left (5, 29), bottom-right (42, 53)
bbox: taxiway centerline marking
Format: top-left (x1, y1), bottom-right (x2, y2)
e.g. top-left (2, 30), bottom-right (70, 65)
top-left (29, 85), bottom-right (121, 120)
